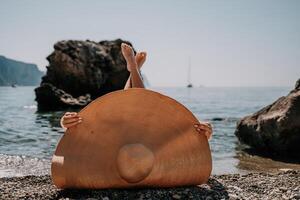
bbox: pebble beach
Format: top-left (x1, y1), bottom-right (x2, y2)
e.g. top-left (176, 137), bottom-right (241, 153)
top-left (1, 170), bottom-right (299, 200)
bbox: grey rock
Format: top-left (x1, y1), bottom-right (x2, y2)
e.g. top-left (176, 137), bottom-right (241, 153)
top-left (35, 83), bottom-right (91, 110)
top-left (235, 79), bottom-right (300, 159)
top-left (35, 39), bottom-right (133, 111)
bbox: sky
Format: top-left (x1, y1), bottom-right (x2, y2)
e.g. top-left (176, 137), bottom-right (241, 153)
top-left (0, 0), bottom-right (299, 87)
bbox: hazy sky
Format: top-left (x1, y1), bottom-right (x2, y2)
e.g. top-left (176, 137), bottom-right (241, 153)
top-left (0, 0), bottom-right (299, 87)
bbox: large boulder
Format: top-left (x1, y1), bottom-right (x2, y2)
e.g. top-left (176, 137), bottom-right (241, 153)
top-left (35, 39), bottom-right (133, 111)
top-left (235, 79), bottom-right (300, 159)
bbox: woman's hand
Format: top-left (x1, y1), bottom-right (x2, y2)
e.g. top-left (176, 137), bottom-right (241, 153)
top-left (60, 112), bottom-right (82, 129)
top-left (194, 121), bottom-right (213, 140)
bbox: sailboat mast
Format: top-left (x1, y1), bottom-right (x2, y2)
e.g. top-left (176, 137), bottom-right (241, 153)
top-left (188, 57), bottom-right (191, 85)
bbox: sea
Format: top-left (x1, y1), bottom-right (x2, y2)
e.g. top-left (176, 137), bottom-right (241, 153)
top-left (1, 86), bottom-right (299, 178)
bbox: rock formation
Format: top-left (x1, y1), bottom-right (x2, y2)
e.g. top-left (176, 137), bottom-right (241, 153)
top-left (0, 55), bottom-right (43, 86)
top-left (235, 79), bottom-right (300, 160)
top-left (35, 39), bottom-right (133, 111)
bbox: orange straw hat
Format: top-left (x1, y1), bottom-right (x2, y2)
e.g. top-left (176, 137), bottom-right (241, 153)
top-left (51, 88), bottom-right (212, 189)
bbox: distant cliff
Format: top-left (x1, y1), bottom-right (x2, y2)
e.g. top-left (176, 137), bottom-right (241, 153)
top-left (0, 55), bottom-right (44, 86)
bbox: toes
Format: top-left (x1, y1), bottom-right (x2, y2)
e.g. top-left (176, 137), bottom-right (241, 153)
top-left (121, 43), bottom-right (135, 59)
top-left (121, 43), bottom-right (128, 53)
top-left (136, 52), bottom-right (147, 68)
top-left (121, 43), bottom-right (127, 48)
top-left (121, 43), bottom-right (132, 51)
top-left (135, 52), bottom-right (141, 58)
top-left (136, 52), bottom-right (147, 58)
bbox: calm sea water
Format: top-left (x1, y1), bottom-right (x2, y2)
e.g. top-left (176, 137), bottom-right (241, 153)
top-left (0, 86), bottom-right (297, 177)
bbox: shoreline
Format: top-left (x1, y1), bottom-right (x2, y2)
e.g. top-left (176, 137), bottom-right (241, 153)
top-left (2, 149), bottom-right (300, 178)
top-left (1, 170), bottom-right (299, 200)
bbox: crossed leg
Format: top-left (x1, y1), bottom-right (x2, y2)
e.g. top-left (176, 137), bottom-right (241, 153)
top-left (121, 43), bottom-right (146, 89)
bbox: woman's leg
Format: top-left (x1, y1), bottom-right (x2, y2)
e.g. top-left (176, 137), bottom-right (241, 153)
top-left (121, 43), bottom-right (145, 89)
top-left (124, 52), bottom-right (147, 89)
top-left (130, 67), bottom-right (145, 88)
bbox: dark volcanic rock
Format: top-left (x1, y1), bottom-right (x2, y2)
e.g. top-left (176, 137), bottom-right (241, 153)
top-left (35, 83), bottom-right (91, 110)
top-left (235, 79), bottom-right (300, 159)
top-left (295, 78), bottom-right (300, 90)
top-left (35, 39), bottom-right (132, 111)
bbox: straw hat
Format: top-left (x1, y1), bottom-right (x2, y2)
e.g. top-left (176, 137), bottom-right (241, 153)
top-left (51, 88), bottom-right (212, 189)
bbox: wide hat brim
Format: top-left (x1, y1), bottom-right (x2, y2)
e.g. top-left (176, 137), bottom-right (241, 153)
top-left (51, 88), bottom-right (212, 189)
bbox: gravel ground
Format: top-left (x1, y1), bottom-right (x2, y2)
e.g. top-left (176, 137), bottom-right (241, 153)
top-left (0, 170), bottom-right (299, 200)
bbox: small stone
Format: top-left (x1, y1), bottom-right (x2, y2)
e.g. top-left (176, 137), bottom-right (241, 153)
top-left (183, 189), bottom-right (190, 194)
top-left (293, 193), bottom-right (300, 199)
top-left (282, 194), bottom-right (289, 200)
top-left (279, 168), bottom-right (293, 172)
top-left (229, 194), bottom-right (239, 199)
top-left (138, 194), bottom-right (144, 200)
top-left (172, 194), bottom-right (181, 199)
top-left (257, 181), bottom-right (265, 185)
top-left (228, 185), bottom-right (242, 192)
top-left (280, 187), bottom-right (287, 192)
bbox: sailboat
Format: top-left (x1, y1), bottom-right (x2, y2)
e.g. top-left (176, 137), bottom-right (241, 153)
top-left (187, 57), bottom-right (193, 88)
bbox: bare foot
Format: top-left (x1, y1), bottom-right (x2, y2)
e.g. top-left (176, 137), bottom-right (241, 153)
top-left (121, 43), bottom-right (137, 72)
top-left (136, 52), bottom-right (147, 69)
